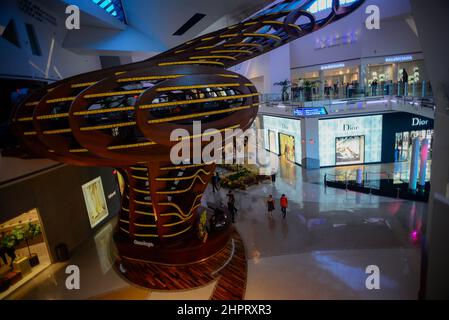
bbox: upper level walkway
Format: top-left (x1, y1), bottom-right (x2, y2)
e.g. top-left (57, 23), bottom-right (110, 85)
top-left (259, 95), bottom-right (435, 120)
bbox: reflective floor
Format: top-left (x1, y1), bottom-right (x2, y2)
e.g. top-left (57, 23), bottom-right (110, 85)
top-left (6, 160), bottom-right (425, 300)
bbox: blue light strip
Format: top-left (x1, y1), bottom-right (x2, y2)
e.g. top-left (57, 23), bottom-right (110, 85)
top-left (91, 0), bottom-right (126, 23)
top-left (100, 0), bottom-right (111, 9)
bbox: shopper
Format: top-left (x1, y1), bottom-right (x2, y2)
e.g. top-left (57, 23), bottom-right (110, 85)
top-left (280, 194), bottom-right (288, 219)
top-left (267, 195), bottom-right (275, 219)
top-left (271, 172), bottom-right (276, 184)
top-left (211, 172), bottom-right (220, 193)
top-left (227, 190), bottom-right (237, 223)
top-left (402, 69), bottom-right (409, 96)
top-left (371, 80), bottom-right (378, 96)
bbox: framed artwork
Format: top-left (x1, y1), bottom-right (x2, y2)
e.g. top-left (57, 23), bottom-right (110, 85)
top-left (335, 135), bottom-right (365, 165)
top-left (82, 177), bottom-right (109, 228)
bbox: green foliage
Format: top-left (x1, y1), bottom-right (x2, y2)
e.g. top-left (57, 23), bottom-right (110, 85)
top-left (24, 222), bottom-right (42, 240)
top-left (0, 222), bottom-right (42, 249)
top-left (220, 167), bottom-right (258, 190)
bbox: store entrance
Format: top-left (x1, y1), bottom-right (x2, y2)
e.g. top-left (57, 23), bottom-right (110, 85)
top-left (0, 209), bottom-right (51, 298)
top-left (279, 133), bottom-right (296, 163)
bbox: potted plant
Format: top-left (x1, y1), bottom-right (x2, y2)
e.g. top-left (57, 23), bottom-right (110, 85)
top-left (304, 80), bottom-right (313, 101)
top-left (23, 222), bottom-right (42, 267)
top-left (274, 79), bottom-right (291, 101)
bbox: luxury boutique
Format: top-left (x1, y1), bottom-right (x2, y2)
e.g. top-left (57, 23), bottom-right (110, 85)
top-left (261, 112), bottom-right (434, 168)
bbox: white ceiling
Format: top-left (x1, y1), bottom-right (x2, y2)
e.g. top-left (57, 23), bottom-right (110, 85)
top-left (122, 0), bottom-right (272, 50)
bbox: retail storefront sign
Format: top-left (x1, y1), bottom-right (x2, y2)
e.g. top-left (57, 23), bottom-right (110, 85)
top-left (385, 55), bottom-right (413, 63)
top-left (320, 63), bottom-right (345, 70)
top-left (412, 117), bottom-right (429, 127)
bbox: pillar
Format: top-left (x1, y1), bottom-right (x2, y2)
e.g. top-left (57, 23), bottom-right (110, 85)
top-left (300, 117), bottom-right (320, 169)
top-left (410, 0), bottom-right (449, 299)
top-left (409, 138), bottom-right (420, 191)
top-left (419, 139), bottom-right (429, 187)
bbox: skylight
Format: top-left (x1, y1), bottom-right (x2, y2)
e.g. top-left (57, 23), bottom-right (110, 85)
top-left (307, 0), bottom-right (358, 14)
top-left (91, 0), bottom-right (126, 23)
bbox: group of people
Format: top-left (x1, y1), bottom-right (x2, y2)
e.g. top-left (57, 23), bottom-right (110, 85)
top-left (211, 171), bottom-right (289, 224)
top-left (267, 194), bottom-right (289, 219)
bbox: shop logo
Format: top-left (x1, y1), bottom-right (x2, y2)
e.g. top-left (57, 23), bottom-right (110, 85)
top-left (65, 5), bottom-right (80, 30)
top-left (343, 123), bottom-right (359, 131)
top-left (134, 240), bottom-right (154, 248)
top-left (365, 265), bottom-right (381, 290)
top-left (320, 63), bottom-right (345, 71)
top-left (65, 265), bottom-right (80, 290)
top-left (365, 5), bottom-right (380, 30)
top-left (412, 118), bottom-right (429, 127)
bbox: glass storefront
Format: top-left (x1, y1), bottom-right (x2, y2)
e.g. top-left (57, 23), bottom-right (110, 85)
top-left (263, 115), bottom-right (302, 165)
top-left (0, 209), bottom-right (51, 298)
top-left (395, 129), bottom-right (434, 162)
top-left (364, 56), bottom-right (430, 96)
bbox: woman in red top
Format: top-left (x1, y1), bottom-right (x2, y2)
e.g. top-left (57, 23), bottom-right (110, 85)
top-left (280, 194), bottom-right (288, 219)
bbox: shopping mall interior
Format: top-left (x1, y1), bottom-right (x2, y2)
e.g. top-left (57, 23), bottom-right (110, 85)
top-left (0, 0), bottom-right (448, 302)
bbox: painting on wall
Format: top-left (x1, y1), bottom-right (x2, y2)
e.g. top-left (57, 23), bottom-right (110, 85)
top-left (336, 136), bottom-right (365, 165)
top-left (82, 177), bottom-right (109, 229)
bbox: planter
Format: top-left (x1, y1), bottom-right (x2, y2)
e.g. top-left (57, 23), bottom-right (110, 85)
top-left (29, 253), bottom-right (40, 267)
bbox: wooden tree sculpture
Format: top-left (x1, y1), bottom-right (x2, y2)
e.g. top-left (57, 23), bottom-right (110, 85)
top-left (10, 0), bottom-right (364, 265)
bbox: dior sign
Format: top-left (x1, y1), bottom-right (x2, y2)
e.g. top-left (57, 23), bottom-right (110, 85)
top-left (412, 118), bottom-right (429, 127)
top-left (343, 123), bottom-right (359, 131)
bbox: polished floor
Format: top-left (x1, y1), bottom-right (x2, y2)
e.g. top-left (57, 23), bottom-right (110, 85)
top-left (5, 160), bottom-right (425, 300)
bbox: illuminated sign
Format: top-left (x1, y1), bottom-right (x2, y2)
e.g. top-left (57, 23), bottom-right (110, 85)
top-left (385, 55), bottom-right (413, 63)
top-left (320, 63), bottom-right (345, 70)
top-left (412, 117), bottom-right (429, 127)
top-left (293, 107), bottom-right (327, 117)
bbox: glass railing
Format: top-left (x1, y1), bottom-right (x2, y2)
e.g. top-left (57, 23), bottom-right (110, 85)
top-left (262, 81), bottom-right (433, 104)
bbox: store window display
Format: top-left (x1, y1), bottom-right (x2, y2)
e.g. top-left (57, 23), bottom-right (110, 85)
top-left (0, 209), bottom-right (51, 297)
top-left (395, 130), bottom-right (434, 162)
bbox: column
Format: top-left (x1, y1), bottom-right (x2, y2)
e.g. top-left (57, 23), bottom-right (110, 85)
top-left (300, 117), bottom-right (320, 169)
top-left (411, 0), bottom-right (449, 299)
top-left (409, 138), bottom-right (420, 191)
top-left (319, 70), bottom-right (325, 99)
top-left (419, 139), bottom-right (430, 188)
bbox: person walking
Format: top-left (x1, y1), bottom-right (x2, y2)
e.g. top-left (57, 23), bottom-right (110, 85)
top-left (280, 194), bottom-right (288, 219)
top-left (267, 195), bottom-right (275, 219)
top-left (227, 190), bottom-right (237, 223)
top-left (271, 172), bottom-right (276, 184)
top-left (211, 172), bottom-right (219, 193)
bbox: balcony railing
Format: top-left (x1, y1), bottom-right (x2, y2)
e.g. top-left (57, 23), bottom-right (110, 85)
top-left (262, 81), bottom-right (433, 104)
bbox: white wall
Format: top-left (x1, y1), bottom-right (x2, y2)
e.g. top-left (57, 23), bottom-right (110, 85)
top-left (0, 0), bottom-right (101, 82)
top-left (231, 44), bottom-right (291, 94)
top-left (290, 0), bottom-right (422, 69)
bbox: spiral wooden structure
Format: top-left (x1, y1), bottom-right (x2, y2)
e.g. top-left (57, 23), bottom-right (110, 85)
top-left (10, 0), bottom-right (364, 265)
